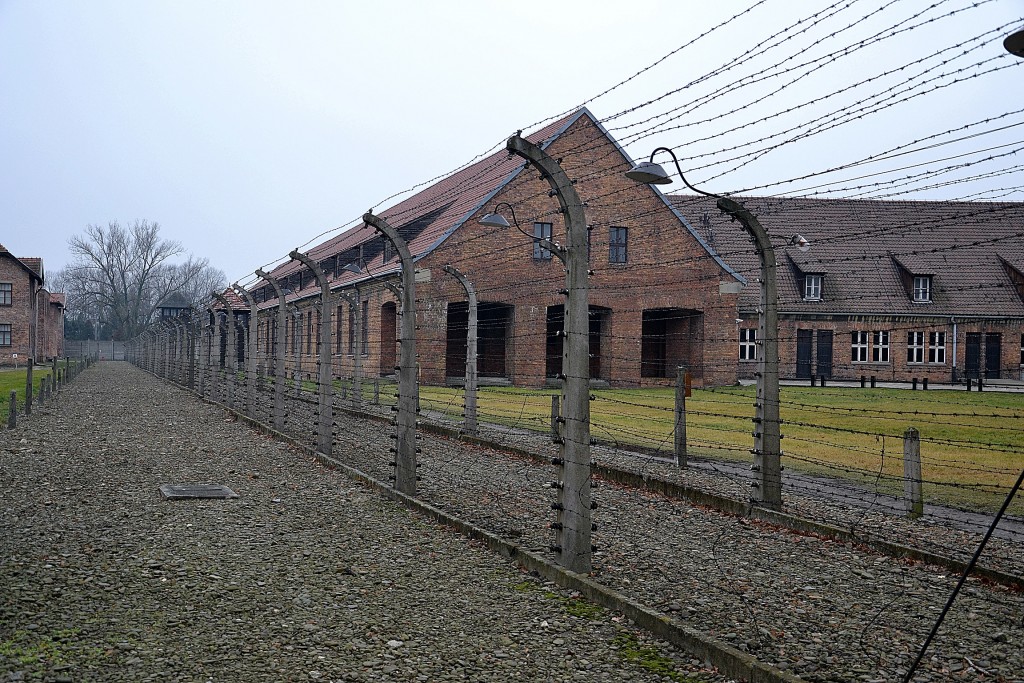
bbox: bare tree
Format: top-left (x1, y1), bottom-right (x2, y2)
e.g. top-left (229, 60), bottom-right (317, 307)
top-left (59, 220), bottom-right (225, 339)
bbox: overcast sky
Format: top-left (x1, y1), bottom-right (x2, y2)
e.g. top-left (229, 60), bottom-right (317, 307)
top-left (2, 1), bottom-right (1021, 287)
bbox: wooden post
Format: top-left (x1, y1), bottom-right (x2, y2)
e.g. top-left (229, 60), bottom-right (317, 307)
top-left (8, 390), bottom-right (16, 428)
top-left (903, 427), bottom-right (924, 519)
top-left (674, 365), bottom-right (688, 467)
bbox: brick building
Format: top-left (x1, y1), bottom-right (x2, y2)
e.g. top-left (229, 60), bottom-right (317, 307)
top-left (247, 109), bottom-right (745, 388)
top-left (0, 244), bottom-right (65, 366)
top-left (673, 195), bottom-right (1024, 383)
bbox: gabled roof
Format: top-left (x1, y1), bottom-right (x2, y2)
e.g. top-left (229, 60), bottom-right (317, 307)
top-left (250, 107), bottom-right (742, 309)
top-left (209, 287), bottom-right (249, 312)
top-left (670, 194), bottom-right (1024, 318)
top-left (0, 244), bottom-right (44, 283)
top-left (158, 292), bottom-right (191, 309)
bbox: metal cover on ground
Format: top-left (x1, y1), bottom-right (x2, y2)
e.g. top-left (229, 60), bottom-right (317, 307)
top-left (159, 484), bottom-right (238, 500)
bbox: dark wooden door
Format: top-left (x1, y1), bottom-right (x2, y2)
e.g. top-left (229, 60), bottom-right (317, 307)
top-left (965, 332), bottom-right (981, 379)
top-left (796, 329), bottom-right (813, 379)
top-left (816, 330), bottom-right (833, 379)
top-left (985, 333), bottom-right (1001, 379)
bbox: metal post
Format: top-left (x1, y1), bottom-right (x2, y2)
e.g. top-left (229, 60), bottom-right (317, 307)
top-left (289, 250), bottom-right (335, 457)
top-left (443, 265), bottom-right (478, 436)
top-left (717, 197), bottom-right (783, 510)
top-left (364, 212), bottom-right (418, 496)
top-left (233, 284), bottom-right (260, 419)
top-left (507, 133), bottom-right (592, 573)
top-left (674, 365), bottom-right (688, 467)
top-left (903, 427), bottom-right (924, 519)
top-left (256, 269), bottom-right (289, 431)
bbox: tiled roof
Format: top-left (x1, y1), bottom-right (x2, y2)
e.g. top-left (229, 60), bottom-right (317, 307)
top-left (670, 194), bottom-right (1024, 318)
top-left (0, 244), bottom-right (44, 283)
top-left (210, 287), bottom-right (249, 312)
top-left (49, 292), bottom-right (66, 306)
top-left (249, 109), bottom-right (593, 310)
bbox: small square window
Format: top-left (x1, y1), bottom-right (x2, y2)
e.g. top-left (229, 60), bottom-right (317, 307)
top-left (804, 274), bottom-right (822, 301)
top-left (609, 226), bottom-right (628, 264)
top-left (0, 283), bottom-right (12, 306)
top-left (533, 222), bottom-right (553, 260)
top-left (913, 276), bottom-right (931, 302)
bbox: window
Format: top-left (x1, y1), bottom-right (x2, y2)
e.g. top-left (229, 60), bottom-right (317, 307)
top-left (851, 331), bottom-right (869, 363)
top-left (907, 331), bottom-right (925, 363)
top-left (336, 305), bottom-right (344, 354)
top-left (872, 330), bottom-right (890, 363)
top-left (0, 324), bottom-right (10, 346)
top-left (739, 328), bottom-right (757, 360)
top-left (533, 222), bottom-right (552, 260)
top-left (928, 331), bottom-right (946, 364)
top-left (305, 311), bottom-right (312, 355)
top-left (804, 274), bottom-right (822, 301)
top-left (361, 303), bottom-right (369, 355)
top-left (348, 305), bottom-right (356, 354)
top-left (913, 276), bottom-right (931, 302)
top-left (0, 283), bottom-right (10, 306)
top-left (609, 226), bottom-right (628, 264)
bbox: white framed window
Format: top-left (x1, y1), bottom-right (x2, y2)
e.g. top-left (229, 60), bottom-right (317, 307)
top-left (928, 331), bottom-right (946, 364)
top-left (851, 331), bottom-right (869, 363)
top-left (739, 328), bottom-right (757, 360)
top-left (913, 276), bottom-right (932, 302)
top-left (907, 331), bottom-right (925, 363)
top-left (872, 330), bottom-right (890, 363)
top-left (804, 274), bottom-right (822, 301)
top-left (533, 222), bottom-right (553, 260)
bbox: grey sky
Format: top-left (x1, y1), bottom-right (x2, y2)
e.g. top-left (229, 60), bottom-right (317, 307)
top-left (2, 1), bottom-right (1021, 288)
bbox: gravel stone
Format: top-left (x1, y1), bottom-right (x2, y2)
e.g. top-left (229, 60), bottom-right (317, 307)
top-left (1, 363), bottom-right (733, 682)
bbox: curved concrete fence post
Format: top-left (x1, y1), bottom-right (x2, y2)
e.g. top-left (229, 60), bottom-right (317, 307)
top-left (288, 249), bottom-right (335, 458)
top-left (363, 211), bottom-right (418, 496)
top-left (255, 268), bottom-right (289, 432)
top-left (233, 283), bottom-right (260, 419)
top-left (443, 264), bottom-right (478, 437)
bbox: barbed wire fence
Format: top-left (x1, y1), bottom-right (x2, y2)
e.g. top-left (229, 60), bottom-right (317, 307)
top-left (120, 2), bottom-right (1024, 680)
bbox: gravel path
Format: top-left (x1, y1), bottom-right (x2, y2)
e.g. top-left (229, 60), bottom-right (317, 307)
top-left (1, 362), bottom-right (733, 683)
top-left (295, 394), bottom-right (1024, 682)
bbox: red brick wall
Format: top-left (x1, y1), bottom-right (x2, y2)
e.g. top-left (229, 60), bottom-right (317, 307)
top-left (0, 255), bottom-right (39, 366)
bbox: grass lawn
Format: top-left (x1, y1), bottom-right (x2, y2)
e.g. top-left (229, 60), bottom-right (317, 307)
top-left (0, 361), bottom-right (77, 423)
top-left (416, 383), bottom-right (1024, 515)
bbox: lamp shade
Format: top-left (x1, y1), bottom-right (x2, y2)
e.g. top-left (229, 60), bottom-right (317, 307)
top-left (624, 160), bottom-right (673, 185)
top-left (479, 212), bottom-right (511, 229)
top-left (1005, 28), bottom-right (1024, 57)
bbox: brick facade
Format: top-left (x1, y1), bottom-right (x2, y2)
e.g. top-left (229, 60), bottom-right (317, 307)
top-left (0, 248), bottom-right (42, 366)
top-left (248, 109), bottom-right (743, 389)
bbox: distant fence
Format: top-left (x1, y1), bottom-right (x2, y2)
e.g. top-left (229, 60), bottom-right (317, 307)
top-left (64, 340), bottom-right (125, 361)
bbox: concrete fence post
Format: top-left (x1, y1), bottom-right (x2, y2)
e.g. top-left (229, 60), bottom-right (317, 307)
top-left (8, 391), bottom-right (16, 429)
top-left (289, 250), bottom-right (335, 458)
top-left (25, 360), bottom-right (33, 416)
top-left (443, 264), bottom-right (478, 436)
top-left (674, 365), bottom-right (688, 467)
top-left (339, 289), bottom-right (363, 408)
top-left (903, 427), bottom-right (924, 519)
top-left (256, 268), bottom-right (290, 432)
top-left (232, 283), bottom-right (260, 420)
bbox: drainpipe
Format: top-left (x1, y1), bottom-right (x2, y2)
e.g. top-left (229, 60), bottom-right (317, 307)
top-left (951, 317), bottom-right (958, 383)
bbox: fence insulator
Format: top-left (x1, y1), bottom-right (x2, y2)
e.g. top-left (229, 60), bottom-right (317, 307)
top-left (551, 457), bottom-right (564, 466)
top-left (591, 545), bottom-right (599, 552)
top-left (590, 501), bottom-right (598, 510)
top-left (549, 545), bottom-right (562, 553)
top-left (550, 522), bottom-right (563, 530)
top-left (591, 523), bottom-right (598, 531)
top-left (551, 502), bottom-right (563, 510)
top-left (548, 481), bottom-right (563, 489)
